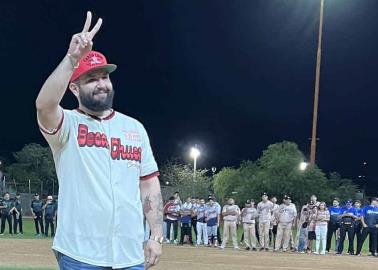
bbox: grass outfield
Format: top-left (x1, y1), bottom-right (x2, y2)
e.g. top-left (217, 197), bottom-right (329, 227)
top-left (0, 218), bottom-right (372, 252)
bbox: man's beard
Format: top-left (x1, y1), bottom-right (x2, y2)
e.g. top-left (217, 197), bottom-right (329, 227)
top-left (79, 89), bottom-right (115, 112)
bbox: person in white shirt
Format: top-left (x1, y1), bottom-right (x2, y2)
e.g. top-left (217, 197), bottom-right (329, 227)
top-left (220, 198), bottom-right (240, 250)
top-left (36, 11), bottom-right (163, 269)
top-left (257, 193), bottom-right (274, 251)
top-left (240, 200), bottom-right (258, 251)
top-left (274, 196), bottom-right (297, 252)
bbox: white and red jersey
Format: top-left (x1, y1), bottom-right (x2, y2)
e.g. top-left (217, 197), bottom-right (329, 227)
top-left (38, 108), bottom-right (159, 268)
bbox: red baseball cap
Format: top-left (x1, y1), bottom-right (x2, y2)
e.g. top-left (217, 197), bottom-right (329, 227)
top-left (70, 51), bottom-right (117, 82)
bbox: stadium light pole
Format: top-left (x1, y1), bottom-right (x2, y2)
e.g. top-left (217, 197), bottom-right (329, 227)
top-left (190, 146), bottom-right (200, 196)
top-left (310, 0), bottom-right (325, 166)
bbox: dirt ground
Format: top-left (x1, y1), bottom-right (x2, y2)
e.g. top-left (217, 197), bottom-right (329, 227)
top-left (0, 239), bottom-right (377, 270)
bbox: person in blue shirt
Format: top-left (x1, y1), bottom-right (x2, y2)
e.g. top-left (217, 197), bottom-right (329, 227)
top-left (179, 197), bottom-right (194, 245)
top-left (326, 198), bottom-right (343, 252)
top-left (336, 200), bottom-right (357, 255)
top-left (356, 197), bottom-right (378, 256)
top-left (353, 200), bottom-right (363, 249)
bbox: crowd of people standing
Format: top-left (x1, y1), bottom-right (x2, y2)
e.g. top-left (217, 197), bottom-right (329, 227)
top-left (0, 192), bottom-right (58, 237)
top-left (163, 192), bottom-right (378, 257)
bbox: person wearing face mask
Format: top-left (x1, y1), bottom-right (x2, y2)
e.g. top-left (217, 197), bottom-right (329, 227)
top-left (326, 198), bottom-right (343, 253)
top-left (220, 198), bottom-right (240, 250)
top-left (43, 195), bottom-right (58, 237)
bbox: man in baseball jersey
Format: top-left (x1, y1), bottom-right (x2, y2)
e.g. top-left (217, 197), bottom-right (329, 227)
top-left (326, 198), bottom-right (342, 253)
top-left (194, 198), bottom-right (208, 246)
top-left (337, 200), bottom-right (357, 255)
top-left (31, 193), bottom-right (44, 236)
top-left (36, 11), bottom-right (163, 269)
top-left (257, 192), bottom-right (273, 251)
top-left (179, 197), bottom-right (193, 245)
top-left (206, 197), bottom-right (220, 247)
top-left (241, 200), bottom-right (258, 251)
top-left (353, 200), bottom-right (363, 250)
top-left (356, 197), bottom-right (378, 256)
top-left (274, 196), bottom-right (297, 252)
top-left (220, 198), bottom-right (240, 250)
top-left (13, 192), bottom-right (23, 234)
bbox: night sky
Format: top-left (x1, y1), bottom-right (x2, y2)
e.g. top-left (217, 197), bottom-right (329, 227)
top-left (1, 0), bottom-right (377, 194)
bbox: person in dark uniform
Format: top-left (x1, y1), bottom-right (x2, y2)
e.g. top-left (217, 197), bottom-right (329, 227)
top-left (356, 197), bottom-right (378, 256)
top-left (13, 192), bottom-right (23, 234)
top-left (326, 198), bottom-right (342, 252)
top-left (30, 193), bottom-right (44, 236)
top-left (353, 200), bottom-right (363, 249)
top-left (337, 200), bottom-right (357, 255)
top-left (0, 192), bottom-right (18, 235)
top-left (43, 195), bottom-right (57, 237)
top-left (191, 197), bottom-right (198, 241)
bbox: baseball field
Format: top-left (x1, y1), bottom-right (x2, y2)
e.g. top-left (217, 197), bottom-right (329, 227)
top-left (0, 219), bottom-right (375, 270)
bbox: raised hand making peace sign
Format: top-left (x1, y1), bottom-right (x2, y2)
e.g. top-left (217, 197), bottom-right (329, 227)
top-left (67, 11), bottom-right (102, 62)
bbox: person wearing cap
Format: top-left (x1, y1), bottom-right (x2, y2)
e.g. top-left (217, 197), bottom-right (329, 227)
top-left (206, 197), bottom-right (220, 247)
top-left (31, 193), bottom-right (44, 236)
top-left (0, 192), bottom-right (18, 235)
top-left (274, 196), bottom-right (297, 252)
top-left (356, 197), bottom-right (378, 256)
top-left (220, 198), bottom-right (240, 250)
top-left (12, 192), bottom-right (23, 234)
top-left (337, 200), bottom-right (358, 255)
top-left (326, 198), bottom-right (343, 253)
top-left (257, 192), bottom-right (274, 251)
top-left (36, 11), bottom-right (162, 269)
top-left (241, 200), bottom-right (258, 251)
top-left (43, 195), bottom-right (58, 237)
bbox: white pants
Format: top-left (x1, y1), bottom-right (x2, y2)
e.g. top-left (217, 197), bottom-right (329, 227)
top-left (275, 223), bottom-right (292, 251)
top-left (315, 224), bottom-right (327, 254)
top-left (243, 223), bottom-right (257, 248)
top-left (222, 221), bottom-right (238, 248)
top-left (259, 222), bottom-right (270, 248)
top-left (196, 222), bottom-right (208, 245)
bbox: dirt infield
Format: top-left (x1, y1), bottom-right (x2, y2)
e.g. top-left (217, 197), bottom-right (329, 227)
top-left (0, 239), bottom-right (377, 270)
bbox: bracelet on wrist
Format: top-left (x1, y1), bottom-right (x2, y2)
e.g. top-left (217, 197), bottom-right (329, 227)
top-left (67, 53), bottom-right (80, 69)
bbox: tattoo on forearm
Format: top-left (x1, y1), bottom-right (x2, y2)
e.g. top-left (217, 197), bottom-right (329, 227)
top-left (143, 194), bottom-right (152, 214)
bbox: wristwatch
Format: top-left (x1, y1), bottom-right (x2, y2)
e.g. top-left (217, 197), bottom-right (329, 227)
top-left (149, 235), bottom-right (164, 245)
